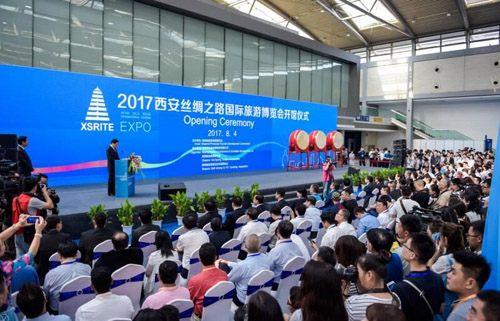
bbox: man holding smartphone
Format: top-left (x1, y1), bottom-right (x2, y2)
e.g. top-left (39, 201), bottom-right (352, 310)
top-left (12, 177), bottom-right (54, 256)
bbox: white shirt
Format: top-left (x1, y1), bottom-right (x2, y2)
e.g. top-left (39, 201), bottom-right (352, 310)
top-left (304, 206), bottom-right (321, 232)
top-left (144, 250), bottom-right (177, 295)
top-left (75, 292), bottom-right (134, 321)
top-left (377, 210), bottom-right (391, 227)
top-left (236, 220), bottom-right (268, 242)
top-left (466, 211), bottom-right (481, 222)
top-left (176, 228), bottom-right (209, 269)
top-left (389, 198), bottom-right (420, 219)
top-left (321, 222), bottom-right (357, 248)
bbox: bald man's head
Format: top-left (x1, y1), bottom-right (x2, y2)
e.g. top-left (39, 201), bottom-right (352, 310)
top-left (111, 232), bottom-right (129, 251)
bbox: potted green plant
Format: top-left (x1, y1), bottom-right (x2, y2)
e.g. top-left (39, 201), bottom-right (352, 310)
top-left (351, 175), bottom-right (360, 192)
top-left (151, 199), bottom-right (169, 228)
top-left (215, 188), bottom-right (227, 216)
top-left (233, 186), bottom-right (243, 198)
top-left (250, 183), bottom-right (259, 199)
top-left (170, 191), bottom-right (194, 226)
top-left (117, 199), bottom-right (135, 235)
top-left (87, 204), bottom-right (107, 224)
top-left (194, 191), bottom-right (210, 217)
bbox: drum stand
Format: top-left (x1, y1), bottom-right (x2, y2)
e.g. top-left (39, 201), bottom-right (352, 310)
top-left (309, 147), bottom-right (327, 169)
top-left (287, 146), bottom-right (309, 171)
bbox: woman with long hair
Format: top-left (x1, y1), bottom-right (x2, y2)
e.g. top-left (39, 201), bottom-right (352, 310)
top-left (345, 254), bottom-right (400, 321)
top-left (335, 235), bottom-right (366, 296)
top-left (235, 291), bottom-right (284, 321)
top-left (290, 261), bottom-right (348, 321)
top-left (430, 222), bottom-right (465, 275)
top-left (144, 230), bottom-right (176, 296)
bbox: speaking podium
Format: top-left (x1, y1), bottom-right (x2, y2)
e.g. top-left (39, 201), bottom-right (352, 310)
top-left (115, 159), bottom-right (135, 198)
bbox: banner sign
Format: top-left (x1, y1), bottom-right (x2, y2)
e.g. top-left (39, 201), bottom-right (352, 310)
top-left (0, 65), bottom-right (337, 186)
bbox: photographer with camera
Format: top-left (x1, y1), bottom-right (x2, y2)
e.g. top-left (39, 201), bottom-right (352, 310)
top-left (322, 156), bottom-right (335, 200)
top-left (35, 174), bottom-right (60, 215)
top-left (345, 253), bottom-right (401, 321)
top-left (12, 177), bottom-right (53, 256)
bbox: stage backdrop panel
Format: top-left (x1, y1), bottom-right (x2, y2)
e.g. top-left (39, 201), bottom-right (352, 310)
top-left (1, 65), bottom-right (337, 186)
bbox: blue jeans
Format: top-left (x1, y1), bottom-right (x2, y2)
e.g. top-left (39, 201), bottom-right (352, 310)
top-left (322, 181), bottom-right (331, 200)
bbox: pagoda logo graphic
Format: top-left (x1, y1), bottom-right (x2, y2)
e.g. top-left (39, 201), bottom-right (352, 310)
top-left (80, 87), bottom-right (114, 132)
top-left (85, 87), bottom-right (110, 121)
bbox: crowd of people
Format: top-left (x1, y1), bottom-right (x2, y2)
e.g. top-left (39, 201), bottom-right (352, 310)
top-left (0, 146), bottom-right (497, 321)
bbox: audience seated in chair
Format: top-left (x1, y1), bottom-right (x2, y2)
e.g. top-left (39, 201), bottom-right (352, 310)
top-left (268, 221), bottom-right (303, 285)
top-left (187, 243), bottom-right (228, 320)
top-left (317, 210), bottom-right (356, 250)
top-left (176, 213), bottom-right (209, 279)
top-left (222, 196), bottom-right (245, 238)
top-left (290, 204), bottom-right (307, 231)
top-left (236, 208), bottom-right (268, 242)
top-left (355, 207), bottom-right (380, 238)
top-left (235, 291), bottom-right (284, 321)
top-left (313, 246), bottom-right (336, 267)
top-left (93, 232), bottom-right (143, 273)
top-left (275, 188), bottom-right (290, 210)
top-left (43, 240), bottom-right (91, 314)
top-left (208, 217), bottom-right (231, 256)
top-left (35, 215), bottom-right (70, 284)
top-left (253, 194), bottom-right (268, 214)
top-left (340, 190), bottom-right (358, 222)
top-left (218, 234), bottom-right (272, 307)
top-left (289, 261), bottom-right (347, 321)
top-left (79, 212), bottom-right (116, 265)
top-left (197, 198), bottom-right (222, 230)
top-left (131, 209), bottom-right (161, 248)
top-left (18, 282), bottom-right (71, 321)
top-left (142, 260), bottom-right (190, 310)
top-left (75, 267), bottom-right (134, 321)
top-left (304, 197), bottom-right (321, 237)
top-left (144, 230), bottom-right (177, 296)
top-left (267, 206), bottom-right (282, 249)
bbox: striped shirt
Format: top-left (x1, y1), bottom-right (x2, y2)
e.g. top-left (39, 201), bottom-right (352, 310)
top-left (345, 293), bottom-right (398, 321)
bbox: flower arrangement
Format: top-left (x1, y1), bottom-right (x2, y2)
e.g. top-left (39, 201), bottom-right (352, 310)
top-left (128, 153), bottom-right (143, 175)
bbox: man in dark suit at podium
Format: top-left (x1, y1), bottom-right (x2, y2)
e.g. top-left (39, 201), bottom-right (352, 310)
top-left (17, 136), bottom-right (34, 177)
top-left (106, 138), bottom-right (119, 196)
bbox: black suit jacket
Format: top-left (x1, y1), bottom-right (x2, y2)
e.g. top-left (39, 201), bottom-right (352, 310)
top-left (79, 227), bottom-right (116, 265)
top-left (35, 230), bottom-right (70, 284)
top-left (197, 210), bottom-right (222, 229)
top-left (17, 146), bottom-right (33, 177)
top-left (342, 199), bottom-right (359, 222)
top-left (222, 208), bottom-right (245, 237)
top-left (131, 224), bottom-right (161, 248)
top-left (93, 248), bottom-right (143, 273)
top-left (209, 230), bottom-right (231, 256)
top-left (256, 204), bottom-right (267, 214)
top-left (106, 146), bottom-right (120, 172)
top-left (277, 199), bottom-right (291, 210)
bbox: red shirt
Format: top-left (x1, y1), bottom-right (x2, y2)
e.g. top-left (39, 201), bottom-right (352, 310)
top-left (188, 266), bottom-right (228, 316)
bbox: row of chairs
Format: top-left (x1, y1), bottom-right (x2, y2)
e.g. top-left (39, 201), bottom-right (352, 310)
top-left (12, 253), bottom-right (307, 321)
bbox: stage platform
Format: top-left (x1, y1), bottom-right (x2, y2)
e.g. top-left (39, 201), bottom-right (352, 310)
top-left (57, 166), bottom-right (359, 216)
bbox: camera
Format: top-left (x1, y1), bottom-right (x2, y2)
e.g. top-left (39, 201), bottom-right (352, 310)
top-left (335, 265), bottom-right (358, 283)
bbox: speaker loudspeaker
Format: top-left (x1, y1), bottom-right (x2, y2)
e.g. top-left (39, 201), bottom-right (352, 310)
top-left (158, 182), bottom-right (187, 201)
